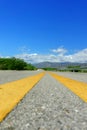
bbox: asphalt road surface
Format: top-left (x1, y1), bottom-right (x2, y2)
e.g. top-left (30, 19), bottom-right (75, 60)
top-left (0, 71), bottom-right (87, 130)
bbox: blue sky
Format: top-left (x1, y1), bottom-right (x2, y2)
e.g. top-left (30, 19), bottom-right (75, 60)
top-left (0, 0), bottom-right (87, 63)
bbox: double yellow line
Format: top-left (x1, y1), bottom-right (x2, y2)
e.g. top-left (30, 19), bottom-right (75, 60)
top-left (0, 71), bottom-right (87, 122)
top-left (0, 72), bottom-right (45, 122)
top-left (49, 72), bottom-right (87, 103)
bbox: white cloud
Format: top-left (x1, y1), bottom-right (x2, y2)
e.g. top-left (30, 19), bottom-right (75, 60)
top-left (0, 55), bottom-right (10, 58)
top-left (16, 53), bottom-right (57, 63)
top-left (51, 47), bottom-right (67, 56)
top-left (15, 48), bottom-right (87, 63)
top-left (1, 47), bottom-right (87, 63)
top-left (68, 48), bottom-right (87, 63)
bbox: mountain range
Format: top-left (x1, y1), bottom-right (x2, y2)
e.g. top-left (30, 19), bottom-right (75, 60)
top-left (34, 61), bottom-right (87, 69)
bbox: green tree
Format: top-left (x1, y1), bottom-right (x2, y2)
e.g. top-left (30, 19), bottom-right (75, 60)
top-left (0, 57), bottom-right (36, 70)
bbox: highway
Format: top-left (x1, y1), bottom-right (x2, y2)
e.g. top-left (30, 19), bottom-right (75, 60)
top-left (0, 71), bottom-right (87, 130)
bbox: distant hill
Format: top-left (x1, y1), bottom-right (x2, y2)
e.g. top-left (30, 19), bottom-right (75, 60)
top-left (34, 61), bottom-right (87, 69)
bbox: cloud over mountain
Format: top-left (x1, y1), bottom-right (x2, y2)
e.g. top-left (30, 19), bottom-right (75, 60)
top-left (15, 47), bottom-right (87, 63)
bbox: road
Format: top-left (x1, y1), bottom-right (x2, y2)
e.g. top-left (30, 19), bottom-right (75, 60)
top-left (0, 70), bottom-right (43, 84)
top-left (0, 71), bottom-right (87, 130)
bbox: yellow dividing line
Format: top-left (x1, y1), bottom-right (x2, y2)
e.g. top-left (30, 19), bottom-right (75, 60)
top-left (49, 72), bottom-right (87, 103)
top-left (0, 72), bottom-right (45, 122)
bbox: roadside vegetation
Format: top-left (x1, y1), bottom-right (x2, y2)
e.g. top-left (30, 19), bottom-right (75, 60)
top-left (42, 67), bottom-right (57, 71)
top-left (42, 65), bottom-right (87, 73)
top-left (0, 57), bottom-right (36, 70)
top-left (60, 65), bottom-right (87, 72)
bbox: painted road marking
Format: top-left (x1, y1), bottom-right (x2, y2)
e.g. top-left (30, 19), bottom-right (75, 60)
top-left (0, 72), bottom-right (45, 122)
top-left (49, 72), bottom-right (87, 102)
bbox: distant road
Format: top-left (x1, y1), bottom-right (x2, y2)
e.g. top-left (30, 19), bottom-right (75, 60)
top-left (0, 71), bottom-right (87, 84)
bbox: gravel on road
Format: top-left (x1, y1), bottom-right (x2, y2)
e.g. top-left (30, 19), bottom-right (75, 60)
top-left (0, 73), bottom-right (87, 130)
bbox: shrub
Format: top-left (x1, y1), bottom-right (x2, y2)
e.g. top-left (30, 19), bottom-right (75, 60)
top-left (0, 57), bottom-right (36, 70)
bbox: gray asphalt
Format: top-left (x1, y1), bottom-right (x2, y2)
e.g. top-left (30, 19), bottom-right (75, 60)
top-left (0, 70), bottom-right (42, 84)
top-left (54, 71), bottom-right (87, 83)
top-left (0, 71), bottom-right (87, 130)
